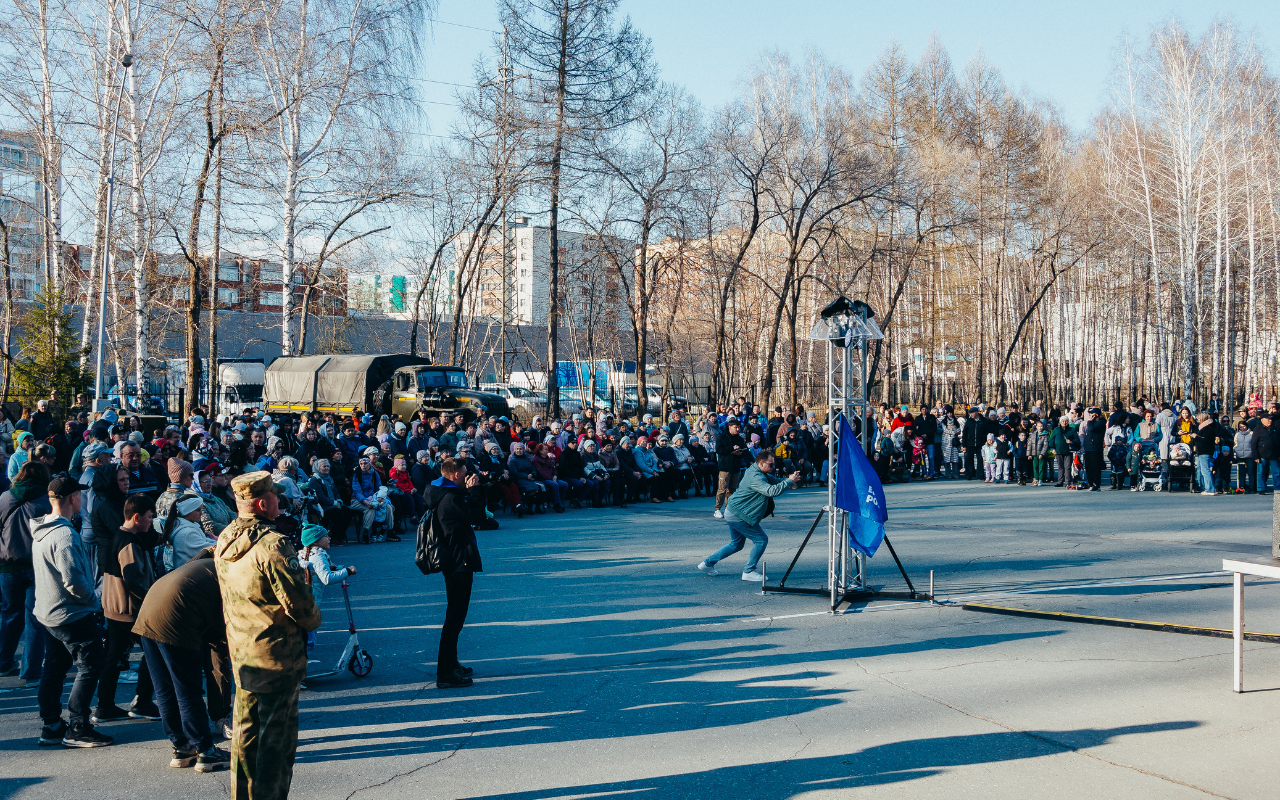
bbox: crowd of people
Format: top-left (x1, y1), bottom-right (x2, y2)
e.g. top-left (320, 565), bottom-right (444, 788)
top-left (1, 388), bottom-right (1276, 797)
top-left (866, 395), bottom-right (1280, 495)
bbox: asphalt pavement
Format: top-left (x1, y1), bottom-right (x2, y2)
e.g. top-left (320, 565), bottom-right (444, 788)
top-left (2, 478), bottom-right (1277, 799)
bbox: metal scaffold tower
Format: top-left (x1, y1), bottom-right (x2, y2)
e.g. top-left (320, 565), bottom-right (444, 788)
top-left (763, 296), bottom-right (931, 611)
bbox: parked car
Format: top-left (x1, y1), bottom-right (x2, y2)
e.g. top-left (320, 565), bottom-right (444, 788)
top-left (623, 386), bottom-right (688, 414)
top-left (481, 384), bottom-right (547, 422)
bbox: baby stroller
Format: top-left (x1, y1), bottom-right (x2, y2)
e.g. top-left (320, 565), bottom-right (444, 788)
top-left (1166, 442), bottom-right (1195, 492)
top-left (1133, 442), bottom-right (1163, 492)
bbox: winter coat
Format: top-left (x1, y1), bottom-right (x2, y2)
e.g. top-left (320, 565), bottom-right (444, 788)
top-left (1234, 430), bottom-right (1256, 460)
top-left (351, 467), bottom-right (383, 503)
top-left (301, 546), bottom-right (349, 605)
top-left (1027, 430), bottom-right (1051, 458)
top-left (417, 479), bottom-right (484, 575)
top-left (0, 479), bottom-right (52, 566)
top-left (90, 469), bottom-right (128, 572)
top-left (559, 448), bottom-right (586, 480)
top-left (132, 556), bottom-right (225, 651)
top-left (634, 447), bottom-right (659, 477)
top-left (103, 525), bottom-right (157, 622)
top-left (166, 516), bottom-right (215, 572)
top-left (507, 452), bottom-right (539, 484)
top-left (940, 418), bottom-right (962, 462)
top-left (1256, 424), bottom-right (1279, 460)
top-left (1079, 419), bottom-right (1107, 453)
top-left (532, 453), bottom-right (559, 481)
top-left (33, 513), bottom-right (99, 627)
top-left (310, 472), bottom-right (341, 511)
top-left (715, 432), bottom-right (748, 472)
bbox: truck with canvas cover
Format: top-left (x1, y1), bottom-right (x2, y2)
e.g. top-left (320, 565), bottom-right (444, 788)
top-left (263, 355), bottom-right (510, 423)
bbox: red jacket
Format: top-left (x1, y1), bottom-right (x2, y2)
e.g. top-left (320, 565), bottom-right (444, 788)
top-left (388, 467), bottom-right (415, 494)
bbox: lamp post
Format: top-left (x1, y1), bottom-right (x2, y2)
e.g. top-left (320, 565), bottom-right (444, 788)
top-left (92, 52), bottom-right (130, 412)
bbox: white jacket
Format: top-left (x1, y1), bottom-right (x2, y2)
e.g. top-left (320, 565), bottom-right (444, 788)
top-left (165, 517), bottom-right (214, 571)
top-left (303, 547), bottom-right (349, 605)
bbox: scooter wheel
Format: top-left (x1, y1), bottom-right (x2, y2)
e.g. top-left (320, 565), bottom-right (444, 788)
top-left (349, 648), bottom-right (373, 677)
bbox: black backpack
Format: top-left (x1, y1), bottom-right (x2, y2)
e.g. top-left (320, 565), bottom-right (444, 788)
top-left (414, 497), bottom-right (442, 575)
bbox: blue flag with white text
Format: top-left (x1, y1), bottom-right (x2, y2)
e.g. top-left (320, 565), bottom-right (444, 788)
top-left (834, 414), bottom-right (887, 557)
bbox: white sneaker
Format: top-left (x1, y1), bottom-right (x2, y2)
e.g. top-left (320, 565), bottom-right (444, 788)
top-left (712, 509), bottom-right (723, 519)
top-left (1202, 491), bottom-right (1216, 496)
top-left (697, 561), bottom-right (719, 576)
top-left (741, 571), bottom-right (765, 582)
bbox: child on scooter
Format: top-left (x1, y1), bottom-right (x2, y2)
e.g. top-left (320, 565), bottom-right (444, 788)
top-left (299, 523), bottom-right (357, 663)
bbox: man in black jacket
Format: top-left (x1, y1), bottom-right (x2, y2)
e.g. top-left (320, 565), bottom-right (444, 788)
top-left (418, 458), bottom-right (484, 689)
top-left (1254, 415), bottom-right (1278, 495)
top-left (1079, 408), bottom-right (1108, 491)
top-left (960, 408), bottom-right (984, 480)
top-left (0, 462), bottom-right (52, 686)
top-left (714, 419), bottom-right (748, 518)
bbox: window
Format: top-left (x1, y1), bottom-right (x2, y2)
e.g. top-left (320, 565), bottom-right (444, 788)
top-left (520, 269), bottom-right (527, 277)
top-left (218, 263), bottom-right (240, 281)
top-left (158, 261), bottom-right (186, 277)
top-left (520, 252), bottom-right (527, 261)
top-left (171, 286), bottom-right (190, 300)
top-left (260, 291), bottom-right (282, 306)
top-left (259, 264), bottom-right (283, 283)
top-left (217, 287), bottom-right (239, 304)
top-left (416, 369), bottom-right (468, 390)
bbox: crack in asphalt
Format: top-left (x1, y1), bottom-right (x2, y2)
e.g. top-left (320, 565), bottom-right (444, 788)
top-left (343, 719), bottom-right (484, 800)
top-left (849, 660), bottom-right (1240, 799)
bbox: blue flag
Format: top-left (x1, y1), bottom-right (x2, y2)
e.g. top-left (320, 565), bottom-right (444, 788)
top-left (834, 414), bottom-right (887, 557)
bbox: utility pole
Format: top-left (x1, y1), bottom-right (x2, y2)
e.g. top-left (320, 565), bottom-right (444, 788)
top-left (482, 28), bottom-right (528, 385)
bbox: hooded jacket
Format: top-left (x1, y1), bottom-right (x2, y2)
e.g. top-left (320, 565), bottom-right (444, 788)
top-left (91, 466), bottom-right (128, 573)
top-left (6, 430), bottom-right (32, 480)
top-left (133, 556), bottom-right (224, 652)
top-left (0, 478), bottom-right (52, 566)
top-left (102, 523), bottom-right (157, 622)
top-left (33, 512), bottom-right (99, 627)
top-left (215, 515), bottom-right (320, 693)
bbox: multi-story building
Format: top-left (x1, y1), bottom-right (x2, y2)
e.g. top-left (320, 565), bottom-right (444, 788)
top-left (59, 246), bottom-right (348, 316)
top-left (459, 218), bottom-right (633, 328)
top-left (0, 132), bottom-right (47, 299)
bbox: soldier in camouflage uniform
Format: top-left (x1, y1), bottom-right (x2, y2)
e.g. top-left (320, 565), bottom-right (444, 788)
top-left (215, 471), bottom-right (320, 800)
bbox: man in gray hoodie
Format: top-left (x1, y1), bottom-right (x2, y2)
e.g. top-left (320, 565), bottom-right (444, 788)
top-left (698, 451), bottom-right (800, 582)
top-left (33, 474), bottom-right (114, 748)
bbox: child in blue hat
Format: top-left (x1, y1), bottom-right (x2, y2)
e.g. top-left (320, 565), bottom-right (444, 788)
top-left (299, 523), bottom-right (357, 664)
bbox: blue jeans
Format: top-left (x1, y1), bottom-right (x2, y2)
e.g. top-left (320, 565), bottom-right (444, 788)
top-left (1257, 459), bottom-right (1280, 493)
top-left (142, 636), bottom-right (213, 752)
top-left (707, 518), bottom-right (768, 573)
top-left (1195, 454), bottom-right (1215, 492)
top-left (542, 479), bottom-right (569, 506)
top-left (0, 567), bottom-right (45, 680)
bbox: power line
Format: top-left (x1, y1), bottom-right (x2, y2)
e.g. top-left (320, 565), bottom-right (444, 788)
top-left (435, 19), bottom-right (499, 34)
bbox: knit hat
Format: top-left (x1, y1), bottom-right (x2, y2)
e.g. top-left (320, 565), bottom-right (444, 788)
top-left (82, 442), bottom-right (111, 464)
top-left (128, 431), bottom-right (145, 443)
top-left (176, 495), bottom-right (204, 516)
top-left (168, 458), bottom-right (194, 484)
top-left (301, 523), bottom-right (329, 547)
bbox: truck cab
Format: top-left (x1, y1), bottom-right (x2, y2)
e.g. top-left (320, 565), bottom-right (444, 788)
top-left (389, 366), bottom-right (509, 424)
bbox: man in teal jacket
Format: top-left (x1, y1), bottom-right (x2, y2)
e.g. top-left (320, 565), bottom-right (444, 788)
top-left (698, 451), bottom-right (800, 582)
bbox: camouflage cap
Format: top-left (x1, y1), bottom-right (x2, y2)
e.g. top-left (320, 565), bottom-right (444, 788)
top-left (230, 470), bottom-right (285, 500)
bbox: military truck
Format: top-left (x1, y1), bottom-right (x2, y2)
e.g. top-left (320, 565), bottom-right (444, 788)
top-left (263, 355), bottom-right (511, 423)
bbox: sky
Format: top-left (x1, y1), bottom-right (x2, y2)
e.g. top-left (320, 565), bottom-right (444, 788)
top-left (414, 0), bottom-right (1280, 136)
